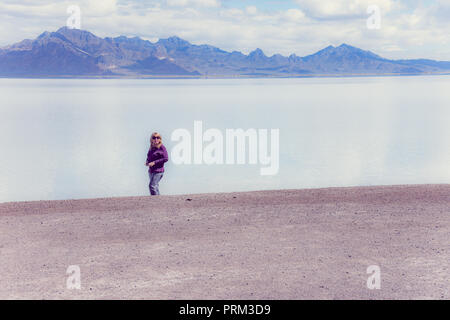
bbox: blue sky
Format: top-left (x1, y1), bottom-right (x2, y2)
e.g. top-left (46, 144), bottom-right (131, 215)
top-left (0, 0), bottom-right (449, 60)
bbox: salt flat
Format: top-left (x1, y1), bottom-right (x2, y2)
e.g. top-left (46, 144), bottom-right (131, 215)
top-left (0, 184), bottom-right (449, 299)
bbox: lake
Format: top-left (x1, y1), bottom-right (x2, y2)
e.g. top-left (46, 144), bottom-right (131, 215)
top-left (0, 76), bottom-right (449, 202)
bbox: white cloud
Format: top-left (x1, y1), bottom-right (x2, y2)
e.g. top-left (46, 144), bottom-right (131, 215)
top-left (166, 0), bottom-right (220, 8)
top-left (285, 8), bottom-right (306, 21)
top-left (295, 0), bottom-right (395, 19)
top-left (84, 0), bottom-right (118, 16)
top-left (219, 7), bottom-right (244, 19)
top-left (245, 6), bottom-right (257, 15)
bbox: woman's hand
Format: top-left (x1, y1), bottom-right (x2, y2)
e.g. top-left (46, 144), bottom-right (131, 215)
top-left (149, 161), bottom-right (155, 167)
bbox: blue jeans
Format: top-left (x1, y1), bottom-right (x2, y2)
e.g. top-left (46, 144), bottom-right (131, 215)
top-left (149, 172), bottom-right (164, 195)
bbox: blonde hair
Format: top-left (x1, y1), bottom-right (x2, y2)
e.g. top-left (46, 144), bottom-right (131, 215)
top-left (150, 132), bottom-right (162, 148)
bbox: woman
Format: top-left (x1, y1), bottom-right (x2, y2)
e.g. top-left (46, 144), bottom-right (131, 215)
top-left (146, 132), bottom-right (169, 195)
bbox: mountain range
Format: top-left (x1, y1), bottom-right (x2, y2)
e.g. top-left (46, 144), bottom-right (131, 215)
top-left (1, 27), bottom-right (450, 77)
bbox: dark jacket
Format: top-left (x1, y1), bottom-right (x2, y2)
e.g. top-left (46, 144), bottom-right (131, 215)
top-left (147, 144), bottom-right (169, 173)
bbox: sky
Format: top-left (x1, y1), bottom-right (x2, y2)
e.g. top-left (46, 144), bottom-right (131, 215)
top-left (0, 0), bottom-right (449, 60)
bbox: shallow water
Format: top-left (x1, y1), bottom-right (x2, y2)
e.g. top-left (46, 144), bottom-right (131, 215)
top-left (0, 76), bottom-right (449, 202)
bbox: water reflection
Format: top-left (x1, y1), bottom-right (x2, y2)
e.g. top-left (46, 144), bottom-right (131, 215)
top-left (0, 77), bottom-right (449, 202)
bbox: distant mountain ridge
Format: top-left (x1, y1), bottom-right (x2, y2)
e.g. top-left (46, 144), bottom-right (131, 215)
top-left (1, 27), bottom-right (449, 77)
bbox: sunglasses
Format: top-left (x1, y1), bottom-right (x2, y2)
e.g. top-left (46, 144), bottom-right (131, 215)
top-left (152, 136), bottom-right (161, 140)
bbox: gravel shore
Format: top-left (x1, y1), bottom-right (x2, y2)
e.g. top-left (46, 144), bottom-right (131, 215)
top-left (0, 184), bottom-right (449, 299)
